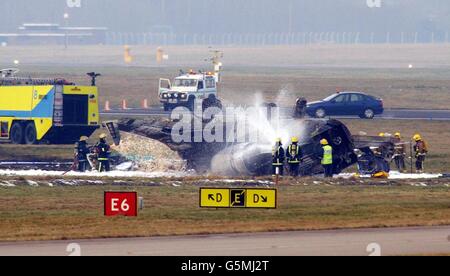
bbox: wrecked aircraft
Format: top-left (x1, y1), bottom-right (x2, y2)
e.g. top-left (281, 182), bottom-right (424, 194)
top-left (116, 116), bottom-right (396, 177)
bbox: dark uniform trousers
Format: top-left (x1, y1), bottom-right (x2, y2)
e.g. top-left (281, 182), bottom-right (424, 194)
top-left (323, 165), bottom-right (333, 178)
top-left (75, 141), bottom-right (90, 172)
top-left (416, 154), bottom-right (426, 171)
top-left (287, 143), bottom-right (302, 177)
top-left (272, 145), bottom-right (285, 176)
top-left (96, 141), bottom-right (111, 172)
top-left (394, 155), bottom-right (406, 172)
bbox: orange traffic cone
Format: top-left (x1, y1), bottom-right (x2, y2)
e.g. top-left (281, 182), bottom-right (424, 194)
top-left (141, 99), bottom-right (149, 109)
top-left (104, 100), bottom-right (111, 111)
top-left (121, 99), bottom-right (129, 110)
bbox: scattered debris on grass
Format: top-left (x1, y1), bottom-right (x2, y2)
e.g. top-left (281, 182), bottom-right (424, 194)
top-left (112, 132), bottom-right (188, 173)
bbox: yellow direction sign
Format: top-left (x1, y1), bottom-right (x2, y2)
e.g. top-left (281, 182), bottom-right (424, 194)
top-left (199, 188), bottom-right (230, 208)
top-left (246, 189), bottom-right (277, 208)
top-left (200, 188), bottom-right (277, 209)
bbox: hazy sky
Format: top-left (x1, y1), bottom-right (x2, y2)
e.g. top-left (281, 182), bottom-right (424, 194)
top-left (0, 0), bottom-right (449, 34)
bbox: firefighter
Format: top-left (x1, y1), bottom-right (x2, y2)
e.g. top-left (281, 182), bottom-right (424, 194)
top-left (96, 133), bottom-right (111, 172)
top-left (74, 136), bottom-right (90, 172)
top-left (393, 132), bottom-right (406, 172)
top-left (287, 137), bottom-right (302, 177)
top-left (413, 134), bottom-right (428, 173)
top-left (319, 139), bottom-right (333, 178)
top-left (293, 97), bottom-right (307, 118)
top-left (272, 138), bottom-right (285, 176)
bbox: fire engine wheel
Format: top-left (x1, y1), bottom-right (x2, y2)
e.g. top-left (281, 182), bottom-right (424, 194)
top-left (24, 122), bottom-right (38, 145)
top-left (10, 123), bottom-right (24, 145)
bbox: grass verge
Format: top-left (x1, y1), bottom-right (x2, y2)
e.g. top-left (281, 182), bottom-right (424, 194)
top-left (0, 181), bottom-right (449, 241)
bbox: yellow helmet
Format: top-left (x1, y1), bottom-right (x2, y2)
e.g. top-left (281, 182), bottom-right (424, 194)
top-left (394, 132), bottom-right (401, 138)
top-left (79, 136), bottom-right (89, 142)
top-left (413, 134), bottom-right (422, 141)
top-left (275, 138), bottom-right (282, 143)
top-left (291, 137), bottom-right (299, 143)
top-left (379, 133), bottom-right (385, 137)
top-left (99, 133), bottom-right (107, 139)
top-left (320, 139), bottom-right (328, 145)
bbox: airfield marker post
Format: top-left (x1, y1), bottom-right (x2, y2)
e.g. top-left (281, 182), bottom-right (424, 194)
top-left (142, 99), bottom-right (149, 109)
top-left (104, 100), bottom-right (111, 111)
top-left (121, 99), bottom-right (129, 110)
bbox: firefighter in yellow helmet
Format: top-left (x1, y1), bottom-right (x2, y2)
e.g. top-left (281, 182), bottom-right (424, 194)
top-left (319, 138), bottom-right (333, 178)
top-left (95, 133), bottom-right (111, 172)
top-left (393, 132), bottom-right (406, 172)
top-left (272, 138), bottom-right (285, 176)
top-left (287, 137), bottom-right (303, 177)
top-left (413, 134), bottom-right (428, 173)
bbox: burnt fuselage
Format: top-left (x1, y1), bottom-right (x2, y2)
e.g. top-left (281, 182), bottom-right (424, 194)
top-left (118, 117), bottom-right (362, 176)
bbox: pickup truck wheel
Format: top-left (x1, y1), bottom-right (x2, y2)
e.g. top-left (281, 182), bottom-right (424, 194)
top-left (24, 122), bottom-right (38, 145)
top-left (315, 108), bottom-right (326, 118)
top-left (10, 123), bottom-right (24, 144)
top-left (187, 96), bottom-right (196, 112)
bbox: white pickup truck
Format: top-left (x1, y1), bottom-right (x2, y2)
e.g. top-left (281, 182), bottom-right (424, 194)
top-left (159, 71), bottom-right (220, 111)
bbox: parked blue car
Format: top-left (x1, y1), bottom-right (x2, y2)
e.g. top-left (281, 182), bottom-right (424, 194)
top-left (306, 92), bottom-right (384, 119)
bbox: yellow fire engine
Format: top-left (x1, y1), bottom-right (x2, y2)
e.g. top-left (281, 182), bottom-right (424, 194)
top-left (0, 69), bottom-right (100, 144)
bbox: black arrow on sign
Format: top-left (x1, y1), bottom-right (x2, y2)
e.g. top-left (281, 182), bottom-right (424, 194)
top-left (261, 196), bottom-right (268, 203)
top-left (208, 194), bottom-right (214, 201)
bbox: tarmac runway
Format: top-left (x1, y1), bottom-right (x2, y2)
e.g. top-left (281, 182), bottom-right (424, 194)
top-left (101, 107), bottom-right (450, 121)
top-left (1, 226), bottom-right (449, 256)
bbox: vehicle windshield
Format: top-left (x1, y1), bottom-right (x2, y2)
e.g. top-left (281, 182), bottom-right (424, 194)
top-left (323, 94), bottom-right (339, 101)
top-left (173, 79), bottom-right (197, 87)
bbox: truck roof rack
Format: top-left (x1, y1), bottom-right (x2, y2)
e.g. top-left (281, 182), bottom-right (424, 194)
top-left (0, 76), bottom-right (75, 86)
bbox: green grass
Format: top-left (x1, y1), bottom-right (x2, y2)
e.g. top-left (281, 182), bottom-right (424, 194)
top-left (0, 144), bottom-right (72, 161)
top-left (0, 182), bottom-right (449, 241)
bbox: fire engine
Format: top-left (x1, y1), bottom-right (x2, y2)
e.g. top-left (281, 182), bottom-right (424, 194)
top-left (0, 68), bottom-right (100, 144)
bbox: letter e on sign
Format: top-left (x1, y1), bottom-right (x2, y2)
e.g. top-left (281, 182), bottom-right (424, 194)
top-left (104, 192), bottom-right (138, 217)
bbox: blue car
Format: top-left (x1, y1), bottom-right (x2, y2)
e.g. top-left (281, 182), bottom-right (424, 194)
top-left (306, 92), bottom-right (384, 119)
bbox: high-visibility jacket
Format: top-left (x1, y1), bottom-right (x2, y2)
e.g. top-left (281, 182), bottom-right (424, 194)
top-left (272, 144), bottom-right (285, 166)
top-left (96, 141), bottom-right (111, 161)
top-left (321, 145), bottom-right (333, 165)
top-left (287, 143), bottom-right (302, 164)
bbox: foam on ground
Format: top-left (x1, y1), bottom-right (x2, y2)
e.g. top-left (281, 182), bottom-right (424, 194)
top-left (0, 169), bottom-right (190, 178)
top-left (338, 171), bottom-right (442, 179)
